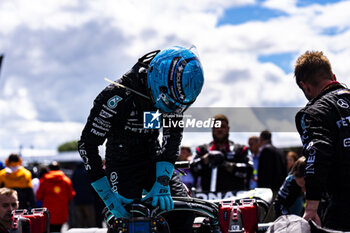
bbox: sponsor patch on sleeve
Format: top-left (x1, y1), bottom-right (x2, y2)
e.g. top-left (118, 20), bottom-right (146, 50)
top-left (107, 95), bottom-right (122, 109)
top-left (99, 109), bottom-right (113, 118)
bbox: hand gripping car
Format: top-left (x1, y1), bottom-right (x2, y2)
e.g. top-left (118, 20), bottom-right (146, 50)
top-left (65, 162), bottom-right (274, 233)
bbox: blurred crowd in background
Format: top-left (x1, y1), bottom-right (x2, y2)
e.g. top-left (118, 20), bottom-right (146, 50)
top-left (0, 114), bottom-right (304, 232)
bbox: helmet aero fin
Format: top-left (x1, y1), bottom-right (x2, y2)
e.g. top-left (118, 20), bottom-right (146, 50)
top-left (147, 46), bottom-right (204, 113)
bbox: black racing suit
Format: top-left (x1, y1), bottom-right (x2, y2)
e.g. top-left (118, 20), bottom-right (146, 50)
top-left (295, 82), bottom-right (350, 231)
top-left (191, 141), bottom-right (253, 192)
top-left (78, 63), bottom-right (192, 232)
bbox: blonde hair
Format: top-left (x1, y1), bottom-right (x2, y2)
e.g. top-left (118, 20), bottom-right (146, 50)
top-left (0, 187), bottom-right (18, 198)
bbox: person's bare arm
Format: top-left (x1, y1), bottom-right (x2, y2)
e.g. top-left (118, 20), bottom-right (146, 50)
top-left (303, 200), bottom-right (321, 226)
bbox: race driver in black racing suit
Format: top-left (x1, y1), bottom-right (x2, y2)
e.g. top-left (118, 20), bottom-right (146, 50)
top-left (78, 46), bottom-right (204, 233)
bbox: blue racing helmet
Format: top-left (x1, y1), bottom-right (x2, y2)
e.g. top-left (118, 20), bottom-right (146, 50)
top-left (147, 46), bottom-right (204, 113)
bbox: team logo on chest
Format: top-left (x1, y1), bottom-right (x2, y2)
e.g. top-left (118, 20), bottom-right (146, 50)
top-left (337, 99), bottom-right (349, 109)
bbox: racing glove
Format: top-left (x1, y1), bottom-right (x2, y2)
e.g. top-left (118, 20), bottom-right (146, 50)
top-left (91, 176), bottom-right (132, 218)
top-left (142, 161), bottom-right (174, 211)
